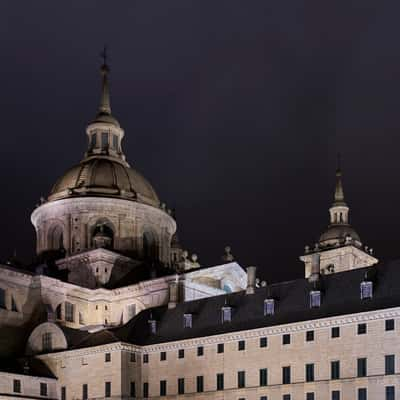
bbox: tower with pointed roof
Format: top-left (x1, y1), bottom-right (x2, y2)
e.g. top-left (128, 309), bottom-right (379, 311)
top-left (300, 166), bottom-right (377, 277)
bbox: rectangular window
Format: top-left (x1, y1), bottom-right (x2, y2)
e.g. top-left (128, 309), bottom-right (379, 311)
top-left (101, 132), bottom-right (109, 149)
top-left (283, 395), bottom-right (291, 400)
top-left (82, 384), bottom-right (88, 400)
top-left (130, 352), bottom-right (136, 362)
top-left (306, 330), bottom-right (314, 342)
top-left (360, 281), bottom-right (373, 299)
top-left (61, 386), bottom-right (66, 400)
top-left (160, 380), bottom-right (166, 396)
top-left (264, 298), bottom-right (275, 316)
top-left (143, 382), bottom-right (149, 398)
top-left (197, 346), bottom-right (204, 356)
top-left (183, 313), bottom-right (192, 328)
top-left (238, 371), bottom-right (245, 388)
top-left (11, 296), bottom-right (18, 312)
top-left (217, 373), bottom-right (224, 390)
top-left (90, 133), bottom-right (97, 148)
top-left (65, 302), bottom-right (75, 322)
top-left (331, 326), bottom-right (340, 338)
top-left (105, 382), bottom-right (111, 397)
top-left (178, 378), bottom-right (185, 395)
top-left (40, 383), bottom-right (47, 396)
top-left (331, 360), bottom-right (340, 379)
top-left (221, 306), bottom-right (232, 323)
top-left (386, 319), bottom-right (395, 331)
top-left (357, 358), bottom-right (367, 377)
top-left (358, 388), bottom-right (367, 400)
top-left (259, 368), bottom-right (268, 386)
top-left (13, 379), bottom-right (21, 393)
top-left (143, 354), bottom-right (149, 363)
top-left (305, 363), bottom-right (314, 382)
top-left (358, 323), bottom-right (367, 335)
top-left (217, 343), bottom-right (224, 353)
top-left (130, 382), bottom-right (136, 398)
top-left (160, 351), bottom-right (166, 361)
top-left (260, 397), bottom-right (268, 400)
top-left (238, 340), bottom-right (245, 351)
top-left (385, 354), bottom-right (395, 375)
top-left (42, 332), bottom-right (52, 352)
top-left (112, 134), bottom-right (118, 150)
top-left (306, 393), bottom-right (315, 400)
top-left (260, 337), bottom-right (268, 347)
top-left (332, 390), bottom-right (340, 400)
top-left (178, 349), bottom-right (184, 359)
top-left (282, 366), bottom-right (291, 384)
top-left (386, 386), bottom-right (395, 400)
top-left (105, 352), bottom-right (111, 362)
top-left (309, 290), bottom-right (321, 308)
top-left (0, 288), bottom-right (5, 309)
top-left (282, 334), bottom-right (291, 345)
top-left (196, 376), bottom-right (204, 393)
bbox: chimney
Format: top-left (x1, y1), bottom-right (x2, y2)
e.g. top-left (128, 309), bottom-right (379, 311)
top-left (309, 253), bottom-right (320, 282)
top-left (246, 266), bottom-right (257, 294)
top-left (168, 278), bottom-right (179, 309)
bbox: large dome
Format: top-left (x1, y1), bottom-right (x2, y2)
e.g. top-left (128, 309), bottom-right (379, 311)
top-left (48, 157), bottom-right (160, 207)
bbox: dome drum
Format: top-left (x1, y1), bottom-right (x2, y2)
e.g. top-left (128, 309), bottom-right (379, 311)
top-left (31, 197), bottom-right (176, 264)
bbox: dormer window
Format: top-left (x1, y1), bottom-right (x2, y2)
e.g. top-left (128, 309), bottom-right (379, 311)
top-left (42, 332), bottom-right (52, 352)
top-left (183, 313), bottom-right (192, 328)
top-left (360, 281), bottom-right (373, 300)
top-left (309, 290), bottom-right (321, 308)
top-left (264, 299), bottom-right (275, 316)
top-left (221, 306), bottom-right (232, 323)
top-left (148, 319), bottom-right (157, 334)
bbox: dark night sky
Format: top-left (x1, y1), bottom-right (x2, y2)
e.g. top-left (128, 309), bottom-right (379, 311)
top-left (1, 2), bottom-right (400, 282)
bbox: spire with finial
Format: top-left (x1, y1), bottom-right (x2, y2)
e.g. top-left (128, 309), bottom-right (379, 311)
top-left (98, 46), bottom-right (111, 116)
top-left (333, 153), bottom-right (346, 206)
top-left (329, 154), bottom-right (349, 225)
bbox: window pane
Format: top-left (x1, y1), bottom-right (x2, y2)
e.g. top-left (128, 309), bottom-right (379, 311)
top-left (217, 373), bottom-right (224, 390)
top-left (259, 368), bottom-right (268, 386)
top-left (282, 334), bottom-right (290, 345)
top-left (178, 378), bottom-right (185, 394)
top-left (358, 388), bottom-right (367, 400)
top-left (331, 327), bottom-right (340, 338)
top-left (282, 366), bottom-right (291, 384)
top-left (385, 355), bottom-right (395, 375)
top-left (385, 319), bottom-right (395, 331)
top-left (357, 358), bottom-right (367, 377)
top-left (386, 386), bottom-right (395, 400)
top-left (13, 379), bottom-right (21, 393)
top-left (332, 390), bottom-right (340, 400)
top-left (306, 330), bottom-right (314, 342)
top-left (130, 382), bottom-right (136, 397)
top-left (238, 371), bottom-right (245, 388)
top-left (217, 343), bottom-right (224, 353)
top-left (238, 340), bottom-right (245, 351)
top-left (196, 376), bottom-right (204, 393)
top-left (306, 363), bottom-right (314, 382)
top-left (82, 384), bottom-right (88, 400)
top-left (331, 361), bottom-right (340, 379)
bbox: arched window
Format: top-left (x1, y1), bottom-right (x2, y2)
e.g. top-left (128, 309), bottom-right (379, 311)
top-left (48, 225), bottom-right (64, 250)
top-left (91, 220), bottom-right (114, 249)
top-left (143, 231), bottom-right (158, 260)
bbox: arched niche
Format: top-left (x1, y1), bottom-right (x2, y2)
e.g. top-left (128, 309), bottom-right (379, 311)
top-left (142, 229), bottom-right (159, 260)
top-left (90, 218), bottom-right (115, 249)
top-left (47, 224), bottom-right (64, 250)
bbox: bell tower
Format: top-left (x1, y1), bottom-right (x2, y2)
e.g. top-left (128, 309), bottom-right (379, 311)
top-left (300, 164), bottom-right (378, 277)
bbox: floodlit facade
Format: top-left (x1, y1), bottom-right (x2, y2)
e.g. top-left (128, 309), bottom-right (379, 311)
top-left (0, 60), bottom-right (397, 400)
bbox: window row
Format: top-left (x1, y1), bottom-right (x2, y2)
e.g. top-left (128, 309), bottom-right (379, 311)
top-left (131, 356), bottom-right (395, 397)
top-left (130, 376), bottom-right (396, 398)
top-left (61, 382), bottom-right (112, 400)
top-left (137, 320), bottom-right (395, 362)
top-left (89, 131), bottom-right (119, 152)
top-left (12, 380), bottom-right (48, 396)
